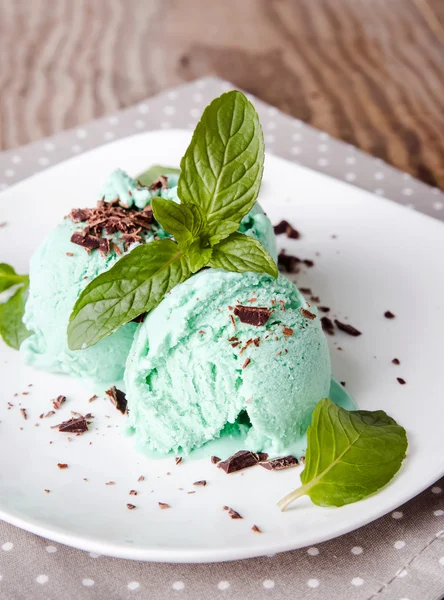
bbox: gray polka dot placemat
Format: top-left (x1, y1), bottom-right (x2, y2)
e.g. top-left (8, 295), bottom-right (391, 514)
top-left (1, 77), bottom-right (444, 600)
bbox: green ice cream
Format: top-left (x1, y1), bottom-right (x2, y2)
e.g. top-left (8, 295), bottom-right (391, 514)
top-left (21, 170), bottom-right (277, 383)
top-left (125, 271), bottom-right (331, 455)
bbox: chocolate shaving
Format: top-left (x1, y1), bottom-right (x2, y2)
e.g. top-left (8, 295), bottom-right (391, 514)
top-left (226, 507), bottom-right (243, 520)
top-left (397, 377), bottom-right (406, 385)
top-left (321, 316), bottom-right (335, 335)
top-left (88, 395), bottom-right (98, 403)
top-left (318, 306), bottom-right (330, 313)
top-left (106, 481), bottom-right (115, 485)
top-left (129, 490), bottom-right (138, 496)
top-left (105, 387), bottom-right (128, 414)
top-left (252, 525), bottom-right (262, 533)
top-left (57, 463), bottom-right (68, 469)
top-left (260, 455), bottom-right (299, 470)
top-left (57, 415), bottom-right (90, 434)
top-left (175, 457), bottom-right (183, 465)
top-left (149, 175), bottom-right (168, 190)
top-left (66, 252), bottom-right (73, 257)
top-left (193, 480), bottom-right (207, 487)
top-left (300, 308), bottom-right (316, 320)
top-left (334, 319), bottom-right (362, 337)
top-left (282, 327), bottom-right (294, 336)
top-left (303, 259), bottom-right (314, 267)
top-left (278, 251), bottom-right (300, 273)
top-left (70, 231), bottom-right (100, 252)
top-left (299, 287), bottom-right (311, 294)
top-left (44, 489), bottom-right (50, 494)
top-left (99, 238), bottom-right (110, 254)
top-left (234, 305), bottom-right (272, 327)
top-left (392, 358), bottom-right (400, 365)
top-left (158, 502), bottom-right (171, 509)
top-left (218, 450), bottom-right (269, 474)
top-left (239, 339), bottom-right (254, 355)
top-left (253, 337), bottom-right (260, 347)
top-left (242, 357), bottom-right (251, 369)
top-left (138, 475), bottom-right (145, 482)
top-left (384, 310), bottom-right (396, 319)
top-left (20, 408), bottom-right (27, 420)
top-left (229, 314), bottom-right (236, 329)
top-left (211, 456), bottom-right (221, 464)
top-left (274, 220), bottom-right (300, 239)
top-left (126, 503), bottom-right (136, 510)
top-left (52, 395), bottom-right (66, 410)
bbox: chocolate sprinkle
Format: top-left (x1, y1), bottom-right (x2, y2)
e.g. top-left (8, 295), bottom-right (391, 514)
top-left (218, 450), bottom-right (269, 474)
top-left (397, 377), bottom-right (406, 385)
top-left (105, 387), bottom-right (128, 414)
top-left (52, 395), bottom-right (66, 410)
top-left (158, 502), bottom-right (171, 509)
top-left (211, 456), bottom-right (221, 464)
top-left (321, 316), bottom-right (335, 335)
top-left (20, 408), bottom-right (27, 420)
top-left (273, 220), bottom-right (300, 239)
top-left (193, 480), bottom-right (207, 487)
top-left (234, 305), bottom-right (272, 327)
top-left (300, 308), bottom-right (316, 320)
top-left (282, 327), bottom-right (294, 336)
top-left (175, 457), bottom-right (183, 465)
top-left (392, 358), bottom-right (400, 365)
top-left (260, 455), bottom-right (299, 470)
top-left (252, 525), bottom-right (262, 533)
top-left (278, 250), bottom-right (300, 273)
top-left (334, 319), bottom-right (362, 337)
top-left (57, 463), bottom-right (68, 469)
top-left (384, 311), bottom-right (396, 319)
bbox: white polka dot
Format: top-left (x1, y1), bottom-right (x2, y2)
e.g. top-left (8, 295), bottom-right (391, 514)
top-left (104, 132), bottom-right (115, 141)
top-left (265, 134), bottom-right (275, 144)
top-left (394, 540), bottom-right (406, 549)
top-left (402, 188), bottom-right (413, 196)
top-left (138, 104), bottom-right (149, 114)
top-left (318, 144), bottom-right (329, 152)
top-left (263, 579), bottom-right (275, 589)
top-left (267, 107), bottom-right (278, 117)
top-left (89, 552), bottom-right (101, 558)
top-left (190, 108), bottom-right (200, 119)
top-left (128, 581), bottom-right (140, 590)
top-left (374, 188), bottom-right (385, 196)
top-left (292, 133), bottom-right (303, 141)
top-left (11, 155), bottom-right (21, 164)
top-left (374, 171), bottom-right (385, 180)
top-left (439, 556), bottom-right (444, 566)
top-left (172, 581), bottom-right (185, 590)
top-left (4, 169), bottom-right (15, 178)
top-left (351, 577), bottom-right (364, 586)
top-left (160, 121), bottom-right (171, 129)
top-left (397, 569), bottom-right (408, 578)
top-left (76, 128), bottom-right (87, 139)
top-left (196, 80), bottom-right (207, 89)
top-left (318, 158), bottom-right (329, 167)
top-left (163, 105), bottom-right (176, 116)
top-left (38, 156), bottom-right (50, 166)
top-left (290, 146), bottom-right (301, 155)
top-left (45, 546), bottom-right (57, 553)
top-left (36, 575), bottom-right (48, 584)
top-left (345, 172), bottom-right (356, 181)
top-left (266, 121), bottom-right (276, 130)
top-left (318, 132), bottom-right (329, 141)
top-left (44, 142), bottom-right (55, 152)
top-left (218, 581), bottom-right (230, 590)
top-left (82, 578), bottom-right (95, 587)
top-left (2, 542), bottom-right (13, 551)
top-left (71, 144), bottom-right (82, 153)
top-left (193, 92), bottom-right (203, 102)
top-left (167, 91), bottom-right (178, 100)
top-left (351, 546), bottom-right (363, 555)
top-left (434, 510), bottom-right (444, 516)
top-left (433, 201), bottom-right (443, 210)
top-left (307, 547), bottom-right (319, 556)
top-left (392, 511), bottom-right (403, 519)
top-left (307, 579), bottom-right (320, 588)
top-left (134, 120), bottom-right (145, 129)
top-left (108, 116), bottom-right (119, 125)
top-left (345, 156), bottom-right (356, 165)
top-left (433, 487), bottom-right (443, 494)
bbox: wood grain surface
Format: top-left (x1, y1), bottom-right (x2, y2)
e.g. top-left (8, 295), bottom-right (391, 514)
top-left (0, 0), bottom-right (443, 187)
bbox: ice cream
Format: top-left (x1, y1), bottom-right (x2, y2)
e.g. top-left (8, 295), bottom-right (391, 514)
top-left (125, 270), bottom-right (331, 455)
top-left (21, 170), bottom-right (277, 383)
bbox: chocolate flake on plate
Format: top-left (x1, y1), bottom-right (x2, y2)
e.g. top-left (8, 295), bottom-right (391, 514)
top-left (260, 455), bottom-right (299, 470)
top-left (138, 475), bottom-right (145, 482)
top-left (175, 457), bottom-right (183, 465)
top-left (300, 308), bottom-right (316, 320)
top-left (158, 502), bottom-right (171, 509)
top-left (392, 358), bottom-right (400, 365)
top-left (57, 463), bottom-right (68, 469)
top-left (193, 480), bottom-right (207, 487)
top-left (273, 220), bottom-right (300, 239)
top-left (321, 316), bottom-right (335, 336)
top-left (88, 395), bottom-right (98, 403)
top-left (384, 310), bottom-right (396, 319)
top-left (56, 414), bottom-right (91, 434)
top-left (334, 319), bottom-right (362, 337)
top-left (303, 259), bottom-right (314, 267)
top-left (226, 507), bottom-right (243, 520)
top-left (66, 252), bottom-right (74, 257)
top-left (20, 408), bottom-right (27, 420)
top-left (126, 503), bottom-right (136, 510)
top-left (211, 456), bottom-right (221, 464)
top-left (44, 489), bottom-right (50, 494)
top-left (218, 450), bottom-right (269, 474)
top-left (278, 251), bottom-right (300, 273)
top-left (252, 525), bottom-right (262, 533)
top-left (318, 306), bottom-right (330, 313)
top-left (129, 490), bottom-right (138, 496)
top-left (105, 386), bottom-right (128, 414)
top-left (234, 305), bottom-right (272, 327)
top-left (52, 395), bottom-right (66, 410)
top-left (397, 377), bottom-right (406, 385)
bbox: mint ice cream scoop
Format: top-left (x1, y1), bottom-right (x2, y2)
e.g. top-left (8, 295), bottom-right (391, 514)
top-left (21, 170), bottom-right (276, 383)
top-left (125, 271), bottom-right (331, 455)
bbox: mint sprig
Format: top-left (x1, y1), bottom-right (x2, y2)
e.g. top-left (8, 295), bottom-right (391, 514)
top-left (0, 264), bottom-right (30, 349)
top-left (68, 91), bottom-right (277, 350)
top-left (278, 398), bottom-right (408, 511)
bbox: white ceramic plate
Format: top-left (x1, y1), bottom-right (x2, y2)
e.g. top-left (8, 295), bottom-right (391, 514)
top-left (1, 130), bottom-right (444, 563)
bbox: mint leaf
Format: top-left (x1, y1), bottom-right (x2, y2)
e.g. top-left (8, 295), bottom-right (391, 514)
top-left (0, 263), bottom-right (28, 293)
top-left (278, 398), bottom-right (408, 510)
top-left (137, 165), bottom-right (180, 188)
top-left (67, 240), bottom-right (191, 349)
top-left (186, 240), bottom-right (212, 273)
top-left (178, 90), bottom-right (265, 245)
top-left (151, 197), bottom-right (206, 251)
top-left (0, 283), bottom-right (30, 349)
top-left (208, 233), bottom-right (278, 278)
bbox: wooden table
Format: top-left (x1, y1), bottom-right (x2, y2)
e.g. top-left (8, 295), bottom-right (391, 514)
top-left (1, 0), bottom-right (443, 188)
